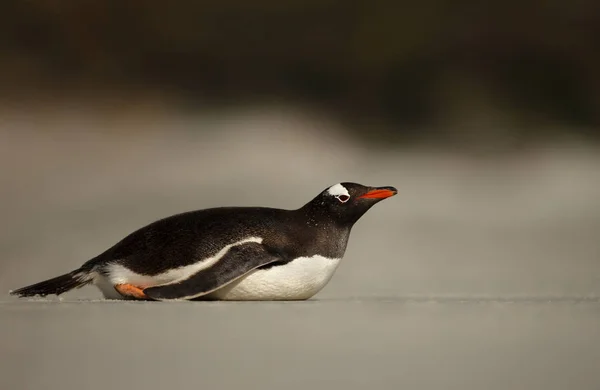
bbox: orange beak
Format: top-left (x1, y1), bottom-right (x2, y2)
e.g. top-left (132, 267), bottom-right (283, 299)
top-left (358, 186), bottom-right (398, 199)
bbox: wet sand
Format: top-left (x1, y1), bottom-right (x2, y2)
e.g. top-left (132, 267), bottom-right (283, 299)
top-left (2, 298), bottom-right (600, 390)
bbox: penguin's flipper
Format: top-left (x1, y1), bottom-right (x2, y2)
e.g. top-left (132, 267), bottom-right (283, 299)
top-left (143, 242), bottom-right (282, 300)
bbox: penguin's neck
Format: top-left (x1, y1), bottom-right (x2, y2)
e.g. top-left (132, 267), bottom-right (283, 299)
top-left (292, 206), bottom-right (353, 259)
top-left (296, 202), bottom-right (343, 229)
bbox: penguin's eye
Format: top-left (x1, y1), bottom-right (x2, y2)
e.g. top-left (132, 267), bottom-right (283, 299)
top-left (336, 195), bottom-right (350, 203)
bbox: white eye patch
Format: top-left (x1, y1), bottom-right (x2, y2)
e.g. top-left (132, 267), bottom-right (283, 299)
top-left (327, 183), bottom-right (350, 197)
top-left (327, 183), bottom-right (351, 203)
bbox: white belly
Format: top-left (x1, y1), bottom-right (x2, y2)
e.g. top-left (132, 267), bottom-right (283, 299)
top-left (207, 255), bottom-right (342, 301)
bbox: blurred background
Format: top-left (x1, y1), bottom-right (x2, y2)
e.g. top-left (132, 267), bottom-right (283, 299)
top-left (1, 0), bottom-right (599, 297)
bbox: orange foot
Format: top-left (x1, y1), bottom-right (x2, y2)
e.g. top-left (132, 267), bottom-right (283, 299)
top-left (114, 283), bottom-right (149, 299)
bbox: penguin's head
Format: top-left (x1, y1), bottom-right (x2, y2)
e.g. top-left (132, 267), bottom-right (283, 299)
top-left (305, 182), bottom-right (397, 225)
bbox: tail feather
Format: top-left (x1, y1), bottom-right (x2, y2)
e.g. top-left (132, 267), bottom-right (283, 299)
top-left (9, 269), bottom-right (93, 298)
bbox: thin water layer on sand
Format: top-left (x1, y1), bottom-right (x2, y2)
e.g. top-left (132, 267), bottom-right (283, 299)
top-left (2, 294), bottom-right (600, 305)
top-left (1, 297), bottom-right (599, 390)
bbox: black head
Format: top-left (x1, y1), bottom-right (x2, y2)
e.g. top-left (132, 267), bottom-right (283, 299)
top-left (301, 182), bottom-right (397, 226)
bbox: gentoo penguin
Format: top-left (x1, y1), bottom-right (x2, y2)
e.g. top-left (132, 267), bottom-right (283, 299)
top-left (9, 182), bottom-right (396, 301)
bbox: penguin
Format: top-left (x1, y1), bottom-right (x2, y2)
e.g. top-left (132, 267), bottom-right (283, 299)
top-left (9, 182), bottom-right (397, 301)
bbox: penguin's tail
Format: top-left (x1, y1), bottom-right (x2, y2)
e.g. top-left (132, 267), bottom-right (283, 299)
top-left (9, 268), bottom-right (94, 298)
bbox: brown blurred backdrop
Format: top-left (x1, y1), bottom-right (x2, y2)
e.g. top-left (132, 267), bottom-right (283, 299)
top-left (1, 0), bottom-right (599, 149)
top-left (1, 0), bottom-right (599, 297)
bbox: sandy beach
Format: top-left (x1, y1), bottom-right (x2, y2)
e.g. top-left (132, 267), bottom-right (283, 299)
top-left (1, 108), bottom-right (599, 389)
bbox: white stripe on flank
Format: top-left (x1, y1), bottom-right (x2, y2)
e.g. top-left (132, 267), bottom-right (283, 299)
top-left (154, 254), bottom-right (342, 301)
top-left (105, 236), bottom-right (264, 288)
